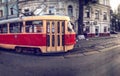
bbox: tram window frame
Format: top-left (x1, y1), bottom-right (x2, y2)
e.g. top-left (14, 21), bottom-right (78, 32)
top-left (9, 22), bottom-right (23, 33)
top-left (0, 24), bottom-right (8, 34)
top-left (25, 20), bottom-right (43, 33)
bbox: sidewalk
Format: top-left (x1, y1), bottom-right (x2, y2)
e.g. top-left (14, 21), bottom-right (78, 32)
top-left (73, 34), bottom-right (120, 53)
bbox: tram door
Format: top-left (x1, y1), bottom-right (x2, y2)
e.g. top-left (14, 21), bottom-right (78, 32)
top-left (46, 21), bottom-right (65, 52)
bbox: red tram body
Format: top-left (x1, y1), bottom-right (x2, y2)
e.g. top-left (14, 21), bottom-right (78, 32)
top-left (0, 15), bottom-right (76, 53)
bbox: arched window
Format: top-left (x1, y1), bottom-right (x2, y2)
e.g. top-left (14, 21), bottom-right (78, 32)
top-left (103, 12), bottom-right (107, 20)
top-left (68, 5), bottom-right (73, 17)
top-left (95, 10), bottom-right (99, 19)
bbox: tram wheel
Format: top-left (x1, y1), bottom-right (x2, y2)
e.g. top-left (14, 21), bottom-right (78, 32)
top-left (35, 48), bottom-right (41, 55)
top-left (15, 47), bottom-right (22, 53)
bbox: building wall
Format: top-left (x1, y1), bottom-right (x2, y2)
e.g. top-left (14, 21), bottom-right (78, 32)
top-left (99, 0), bottom-right (110, 6)
top-left (0, 0), bottom-right (111, 37)
top-left (118, 4), bottom-right (120, 14)
top-left (18, 0), bottom-right (78, 18)
top-left (0, 0), bottom-right (7, 19)
top-left (0, 0), bottom-right (18, 20)
top-left (18, 0), bottom-right (79, 32)
top-left (83, 0), bottom-right (111, 37)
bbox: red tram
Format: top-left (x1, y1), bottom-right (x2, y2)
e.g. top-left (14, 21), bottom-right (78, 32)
top-left (0, 15), bottom-right (76, 53)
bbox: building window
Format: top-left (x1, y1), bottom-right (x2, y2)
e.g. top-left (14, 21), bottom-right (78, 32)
top-left (103, 0), bottom-right (107, 5)
top-left (95, 10), bottom-right (99, 19)
top-left (0, 10), bottom-right (3, 17)
top-left (92, 0), bottom-right (98, 3)
top-left (24, 9), bottom-right (33, 16)
top-left (10, 8), bottom-right (14, 15)
top-left (86, 26), bottom-right (90, 33)
top-left (85, 9), bottom-right (90, 18)
top-left (103, 12), bottom-right (107, 20)
top-left (68, 5), bottom-right (73, 17)
top-left (104, 26), bottom-right (107, 32)
top-left (24, 9), bottom-right (29, 13)
top-left (49, 6), bottom-right (55, 14)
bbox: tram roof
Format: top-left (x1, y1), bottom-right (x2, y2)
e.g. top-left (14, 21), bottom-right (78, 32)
top-left (23, 15), bottom-right (70, 21)
top-left (0, 15), bottom-right (70, 24)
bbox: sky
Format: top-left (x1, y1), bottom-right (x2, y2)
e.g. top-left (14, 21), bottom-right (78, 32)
top-left (110, 0), bottom-right (120, 10)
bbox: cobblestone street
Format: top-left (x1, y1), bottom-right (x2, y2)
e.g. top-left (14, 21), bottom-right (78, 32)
top-left (74, 33), bottom-right (120, 53)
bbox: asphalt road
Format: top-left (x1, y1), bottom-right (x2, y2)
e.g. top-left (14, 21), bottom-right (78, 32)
top-left (0, 46), bottom-right (120, 76)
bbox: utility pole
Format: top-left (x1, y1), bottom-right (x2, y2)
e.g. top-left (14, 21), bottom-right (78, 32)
top-left (78, 0), bottom-right (84, 35)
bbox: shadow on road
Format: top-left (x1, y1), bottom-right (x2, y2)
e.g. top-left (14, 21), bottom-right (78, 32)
top-left (0, 48), bottom-right (69, 57)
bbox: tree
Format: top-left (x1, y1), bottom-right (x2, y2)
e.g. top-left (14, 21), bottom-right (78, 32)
top-left (77, 0), bottom-right (98, 35)
top-left (78, 0), bottom-right (84, 35)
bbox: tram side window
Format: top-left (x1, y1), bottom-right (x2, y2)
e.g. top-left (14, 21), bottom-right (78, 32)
top-left (33, 21), bottom-right (43, 33)
top-left (25, 21), bottom-right (43, 33)
top-left (26, 21), bottom-right (33, 33)
top-left (57, 22), bottom-right (60, 33)
top-left (10, 22), bottom-right (23, 33)
top-left (52, 22), bottom-right (55, 33)
top-left (62, 21), bottom-right (65, 33)
top-left (0, 24), bottom-right (8, 33)
top-left (47, 22), bottom-right (50, 33)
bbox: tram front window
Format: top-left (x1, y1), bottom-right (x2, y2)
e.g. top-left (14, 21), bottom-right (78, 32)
top-left (25, 20), bottom-right (43, 33)
top-left (68, 22), bottom-right (74, 32)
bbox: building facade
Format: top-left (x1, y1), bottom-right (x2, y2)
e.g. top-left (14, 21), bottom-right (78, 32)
top-left (0, 0), bottom-right (111, 37)
top-left (83, 0), bottom-right (111, 37)
top-left (111, 4), bottom-right (120, 32)
top-left (18, 0), bottom-right (79, 32)
top-left (0, 0), bottom-right (19, 20)
top-left (18, 0), bottom-right (79, 19)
